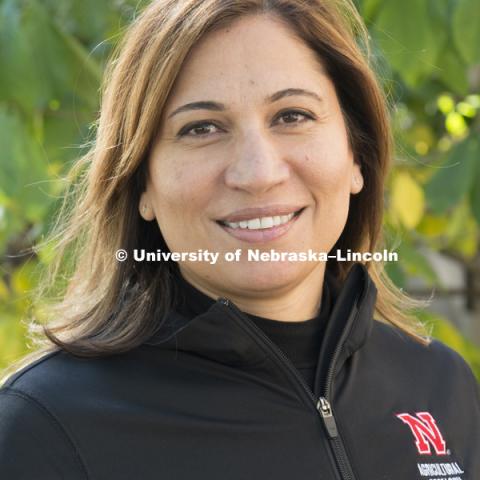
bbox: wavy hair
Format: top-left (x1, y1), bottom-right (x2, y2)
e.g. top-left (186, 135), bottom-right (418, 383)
top-left (2, 0), bottom-right (431, 383)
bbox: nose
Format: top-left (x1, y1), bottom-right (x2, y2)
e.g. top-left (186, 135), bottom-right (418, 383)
top-left (224, 127), bottom-right (290, 194)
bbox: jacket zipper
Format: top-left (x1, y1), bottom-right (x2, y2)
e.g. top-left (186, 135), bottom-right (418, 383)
top-left (217, 297), bottom-right (358, 480)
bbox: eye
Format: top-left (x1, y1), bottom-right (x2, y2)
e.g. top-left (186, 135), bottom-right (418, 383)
top-left (274, 109), bottom-right (315, 126)
top-left (177, 121), bottom-right (222, 138)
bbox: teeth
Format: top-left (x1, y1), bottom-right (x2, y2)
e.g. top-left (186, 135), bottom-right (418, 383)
top-left (261, 217), bottom-right (274, 228)
top-left (224, 212), bottom-right (296, 230)
top-left (248, 218), bottom-right (261, 229)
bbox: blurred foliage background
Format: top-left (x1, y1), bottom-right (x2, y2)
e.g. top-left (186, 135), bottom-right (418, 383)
top-left (0, 0), bottom-right (479, 380)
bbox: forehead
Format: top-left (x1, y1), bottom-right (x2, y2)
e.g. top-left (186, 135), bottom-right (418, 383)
top-left (164, 13), bottom-right (330, 109)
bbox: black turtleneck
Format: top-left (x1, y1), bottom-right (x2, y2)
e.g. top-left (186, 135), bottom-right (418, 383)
top-left (171, 270), bottom-right (333, 392)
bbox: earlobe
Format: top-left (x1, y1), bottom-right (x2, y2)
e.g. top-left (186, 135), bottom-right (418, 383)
top-left (351, 163), bottom-right (364, 195)
top-left (139, 193), bottom-right (155, 221)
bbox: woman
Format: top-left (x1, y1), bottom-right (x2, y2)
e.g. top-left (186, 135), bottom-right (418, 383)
top-left (0, 0), bottom-right (478, 479)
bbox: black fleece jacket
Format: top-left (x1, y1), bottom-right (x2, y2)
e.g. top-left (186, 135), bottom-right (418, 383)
top-left (0, 263), bottom-right (479, 480)
top-left (172, 266), bottom-right (333, 392)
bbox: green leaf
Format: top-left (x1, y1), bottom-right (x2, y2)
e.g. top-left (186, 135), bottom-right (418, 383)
top-left (434, 44), bottom-right (469, 96)
top-left (384, 260), bottom-right (406, 289)
top-left (65, 0), bottom-right (118, 46)
top-left (425, 138), bottom-right (479, 214)
top-left (52, 22), bottom-right (102, 91)
top-left (0, 0), bottom-right (100, 113)
top-left (445, 201), bottom-right (478, 258)
top-left (358, 0), bottom-right (383, 22)
top-left (396, 240), bottom-right (439, 286)
top-left (0, 108), bottom-right (51, 223)
top-left (453, 0), bottom-right (480, 64)
top-left (470, 152), bottom-right (480, 225)
top-left (21, 0), bottom-right (100, 110)
top-left (372, 0), bottom-right (443, 86)
top-left (0, 0), bottom-right (53, 112)
top-left (42, 107), bottom-right (92, 164)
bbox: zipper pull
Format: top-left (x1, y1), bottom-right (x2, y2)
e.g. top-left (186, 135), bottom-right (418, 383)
top-left (317, 397), bottom-right (339, 438)
top-left (218, 297), bottom-right (230, 306)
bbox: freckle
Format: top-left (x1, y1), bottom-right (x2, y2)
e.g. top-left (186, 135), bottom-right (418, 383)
top-left (249, 79), bottom-right (256, 86)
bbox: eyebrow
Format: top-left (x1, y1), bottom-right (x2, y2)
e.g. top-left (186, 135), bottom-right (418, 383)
top-left (166, 88), bottom-right (324, 119)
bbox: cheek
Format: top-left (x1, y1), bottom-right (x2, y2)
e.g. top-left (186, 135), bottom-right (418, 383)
top-left (299, 141), bottom-right (353, 199)
top-left (150, 156), bottom-right (209, 211)
top-left (297, 137), bottom-right (354, 241)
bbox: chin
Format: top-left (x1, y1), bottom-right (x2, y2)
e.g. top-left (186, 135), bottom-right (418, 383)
top-left (222, 261), bottom-right (310, 294)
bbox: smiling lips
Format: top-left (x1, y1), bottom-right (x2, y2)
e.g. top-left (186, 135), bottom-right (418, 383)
top-left (216, 205), bottom-right (305, 243)
top-left (222, 212), bottom-right (297, 230)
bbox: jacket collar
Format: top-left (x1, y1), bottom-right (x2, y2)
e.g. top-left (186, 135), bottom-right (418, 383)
top-left (144, 262), bottom-right (377, 375)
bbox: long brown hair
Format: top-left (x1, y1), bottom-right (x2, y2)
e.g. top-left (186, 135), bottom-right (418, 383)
top-left (2, 0), bottom-right (431, 383)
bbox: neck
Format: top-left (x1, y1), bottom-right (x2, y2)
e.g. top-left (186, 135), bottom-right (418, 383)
top-left (178, 264), bottom-right (326, 323)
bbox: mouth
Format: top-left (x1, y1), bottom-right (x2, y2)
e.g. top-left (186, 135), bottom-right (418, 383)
top-left (215, 207), bottom-right (306, 244)
top-left (216, 207), bottom-right (305, 230)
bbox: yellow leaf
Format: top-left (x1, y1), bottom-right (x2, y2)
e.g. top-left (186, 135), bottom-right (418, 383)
top-left (391, 171), bottom-right (425, 229)
top-left (417, 214), bottom-right (449, 237)
top-left (11, 261), bottom-right (37, 294)
top-left (0, 279), bottom-right (9, 300)
top-left (448, 203), bottom-right (478, 258)
top-left (437, 94), bottom-right (455, 114)
top-left (445, 111), bottom-right (468, 138)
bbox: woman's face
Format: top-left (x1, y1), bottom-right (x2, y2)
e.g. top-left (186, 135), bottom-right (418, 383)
top-left (141, 14), bottom-right (363, 304)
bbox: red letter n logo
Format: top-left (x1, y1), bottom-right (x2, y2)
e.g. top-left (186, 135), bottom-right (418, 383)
top-left (396, 412), bottom-right (447, 455)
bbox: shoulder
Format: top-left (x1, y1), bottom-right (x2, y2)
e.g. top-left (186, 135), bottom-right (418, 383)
top-left (2, 349), bottom-right (108, 400)
top-left (2, 346), bottom-right (158, 402)
top-left (370, 319), bottom-right (473, 367)
top-left (368, 320), bottom-right (479, 397)
top-left (0, 348), bottom-right (136, 434)
top-left (0, 347), bottom-right (158, 477)
top-left (0, 351), bottom-right (92, 478)
top-left (0, 344), bottom-right (179, 416)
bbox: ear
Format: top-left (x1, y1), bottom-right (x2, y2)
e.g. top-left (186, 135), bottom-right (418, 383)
top-left (350, 162), bottom-right (364, 195)
top-left (139, 192), bottom-right (155, 221)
